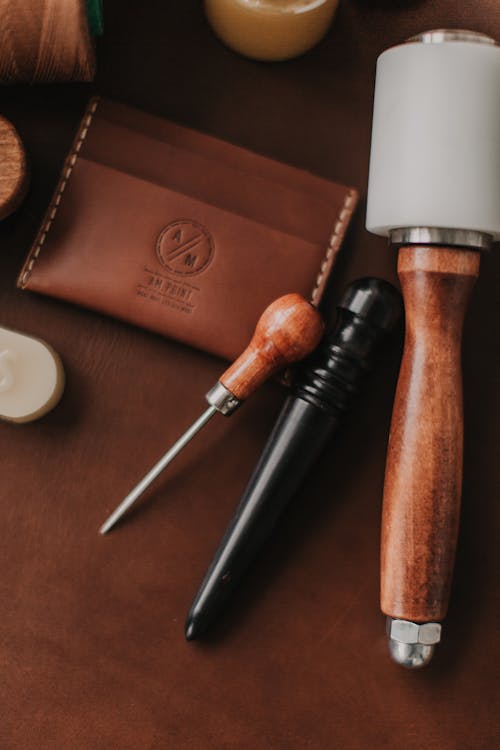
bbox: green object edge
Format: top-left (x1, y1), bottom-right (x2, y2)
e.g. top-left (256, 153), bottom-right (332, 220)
top-left (86, 0), bottom-right (104, 36)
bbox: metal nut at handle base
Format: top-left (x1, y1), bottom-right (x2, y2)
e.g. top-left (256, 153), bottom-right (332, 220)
top-left (387, 618), bottom-right (442, 645)
top-left (387, 618), bottom-right (442, 669)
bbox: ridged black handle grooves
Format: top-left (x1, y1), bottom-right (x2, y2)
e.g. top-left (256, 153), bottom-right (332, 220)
top-left (185, 278), bottom-right (402, 640)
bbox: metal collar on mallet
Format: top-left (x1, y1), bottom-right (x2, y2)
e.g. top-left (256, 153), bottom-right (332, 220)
top-left (390, 227), bottom-right (493, 251)
top-left (407, 29), bottom-right (497, 46)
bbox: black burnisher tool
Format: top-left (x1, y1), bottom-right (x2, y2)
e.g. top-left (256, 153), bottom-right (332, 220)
top-left (185, 278), bottom-right (402, 640)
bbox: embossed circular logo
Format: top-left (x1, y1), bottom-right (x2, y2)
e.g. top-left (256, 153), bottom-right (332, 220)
top-left (156, 220), bottom-right (214, 277)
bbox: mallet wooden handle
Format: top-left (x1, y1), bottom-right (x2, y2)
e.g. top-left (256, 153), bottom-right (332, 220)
top-left (381, 246), bottom-right (480, 622)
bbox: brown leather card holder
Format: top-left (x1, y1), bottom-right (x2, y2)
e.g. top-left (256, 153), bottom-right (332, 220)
top-left (18, 98), bottom-right (357, 361)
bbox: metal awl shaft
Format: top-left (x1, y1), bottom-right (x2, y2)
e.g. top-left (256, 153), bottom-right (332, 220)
top-left (99, 293), bottom-right (324, 535)
top-left (99, 405), bottom-right (217, 534)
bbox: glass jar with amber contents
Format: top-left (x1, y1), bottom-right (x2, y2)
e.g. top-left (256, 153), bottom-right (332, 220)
top-left (204, 0), bottom-right (339, 61)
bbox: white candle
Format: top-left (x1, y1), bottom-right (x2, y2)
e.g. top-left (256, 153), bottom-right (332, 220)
top-left (204, 0), bottom-right (339, 61)
top-left (0, 327), bottom-right (64, 422)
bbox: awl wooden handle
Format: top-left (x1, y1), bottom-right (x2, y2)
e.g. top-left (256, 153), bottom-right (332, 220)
top-left (220, 293), bottom-right (324, 401)
top-left (381, 246), bottom-right (480, 622)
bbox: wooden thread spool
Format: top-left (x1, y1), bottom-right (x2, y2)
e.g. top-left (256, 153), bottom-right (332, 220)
top-left (0, 116), bottom-right (29, 220)
top-left (0, 0), bottom-right (95, 84)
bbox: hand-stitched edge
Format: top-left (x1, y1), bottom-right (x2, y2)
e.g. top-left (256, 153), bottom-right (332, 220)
top-left (18, 97), bottom-right (100, 288)
top-left (19, 104), bottom-right (356, 300)
top-left (310, 188), bottom-right (358, 305)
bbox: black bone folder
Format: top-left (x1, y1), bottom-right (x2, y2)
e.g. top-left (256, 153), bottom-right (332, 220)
top-left (185, 278), bottom-right (402, 640)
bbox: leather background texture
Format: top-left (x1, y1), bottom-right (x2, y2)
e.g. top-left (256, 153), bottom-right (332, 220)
top-left (0, 1), bottom-right (498, 748)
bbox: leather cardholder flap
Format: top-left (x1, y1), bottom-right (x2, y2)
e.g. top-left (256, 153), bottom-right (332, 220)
top-left (18, 98), bottom-right (357, 361)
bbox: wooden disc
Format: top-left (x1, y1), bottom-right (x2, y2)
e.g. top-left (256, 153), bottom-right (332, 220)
top-left (0, 116), bottom-right (29, 220)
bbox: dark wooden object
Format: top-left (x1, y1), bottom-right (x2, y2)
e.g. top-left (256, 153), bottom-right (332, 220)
top-left (0, 115), bottom-right (29, 220)
top-left (186, 279), bottom-right (402, 640)
top-left (381, 246), bottom-right (480, 622)
top-left (220, 293), bottom-right (324, 400)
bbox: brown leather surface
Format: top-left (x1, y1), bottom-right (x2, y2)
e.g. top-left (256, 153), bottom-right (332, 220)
top-left (18, 97), bottom-right (355, 361)
top-left (0, 1), bottom-right (499, 748)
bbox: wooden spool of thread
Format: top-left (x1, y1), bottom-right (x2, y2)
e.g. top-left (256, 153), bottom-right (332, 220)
top-left (0, 116), bottom-right (29, 220)
top-left (0, 0), bottom-right (96, 84)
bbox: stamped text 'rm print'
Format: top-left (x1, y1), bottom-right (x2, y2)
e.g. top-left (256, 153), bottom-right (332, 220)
top-left (136, 219), bottom-right (214, 315)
